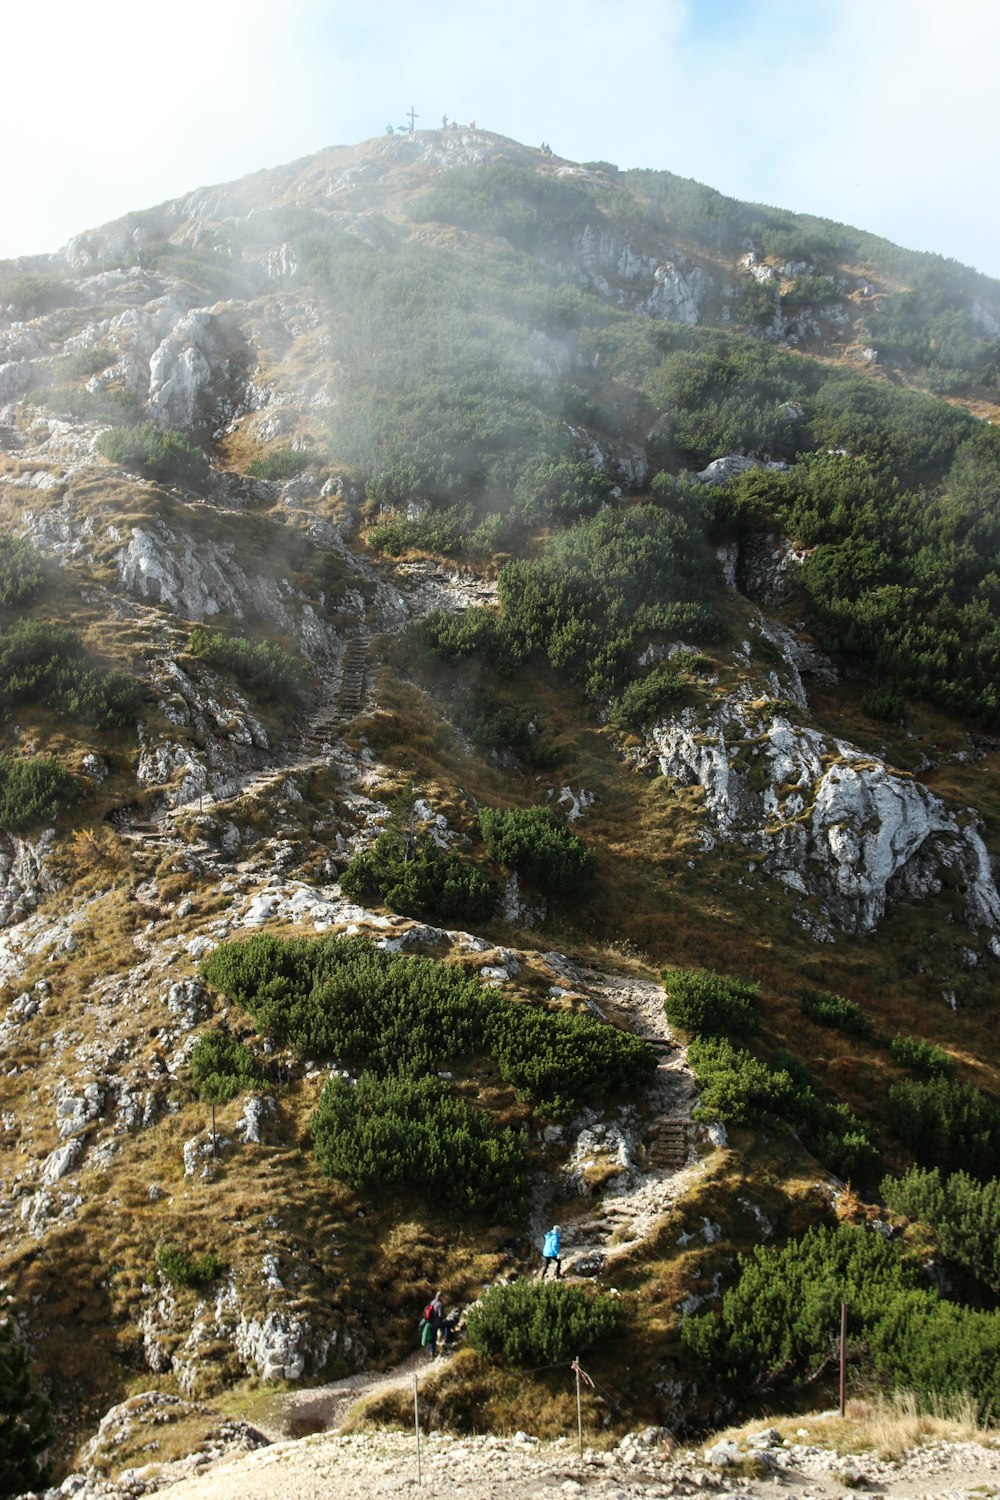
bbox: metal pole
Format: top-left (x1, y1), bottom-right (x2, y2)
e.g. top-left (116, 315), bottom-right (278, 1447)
top-left (839, 1301), bottom-right (847, 1417)
top-left (575, 1355), bottom-right (583, 1458)
top-left (413, 1371), bottom-right (422, 1484)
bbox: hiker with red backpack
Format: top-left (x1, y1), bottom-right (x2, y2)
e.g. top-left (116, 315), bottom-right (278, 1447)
top-left (419, 1291), bottom-right (446, 1357)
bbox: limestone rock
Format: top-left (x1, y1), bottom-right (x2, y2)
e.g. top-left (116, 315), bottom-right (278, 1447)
top-left (0, 830), bottom-right (59, 930)
top-left (647, 692), bottom-right (1000, 940)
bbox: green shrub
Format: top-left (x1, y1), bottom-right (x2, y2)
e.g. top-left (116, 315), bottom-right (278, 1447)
top-left (367, 507), bottom-right (471, 558)
top-left (0, 537), bottom-right (44, 609)
top-left (798, 987), bottom-right (875, 1039)
top-left (478, 806), bottom-right (595, 894)
top-left (95, 422), bottom-right (208, 484)
top-left (187, 628), bottom-right (303, 702)
top-left (155, 1243), bottom-right (224, 1288)
top-left (663, 968), bottom-right (759, 1037)
top-left (246, 447), bottom-right (322, 479)
top-left (888, 1034), bottom-right (954, 1079)
top-left (485, 1003), bottom-right (656, 1118)
top-left (0, 271), bottom-right (76, 317)
top-left (688, 1037), bottom-right (880, 1182)
top-left (609, 667), bottom-right (687, 729)
top-left (200, 933), bottom-right (654, 1117)
top-left (887, 1076), bottom-right (1000, 1181)
top-left (882, 1167), bottom-right (1000, 1294)
top-left (190, 1031), bottom-right (265, 1104)
top-left (339, 829), bottom-right (497, 926)
top-left (688, 1036), bottom-right (801, 1125)
top-left (0, 754), bottom-right (80, 831)
top-left (683, 1222), bottom-right (1000, 1421)
top-left (312, 1071), bottom-right (526, 1221)
top-left (453, 691), bottom-right (559, 769)
top-left (860, 686), bottom-right (906, 723)
top-left (42, 386), bottom-right (143, 426)
top-left (466, 1280), bottom-right (619, 1365)
top-left (0, 621), bottom-right (142, 728)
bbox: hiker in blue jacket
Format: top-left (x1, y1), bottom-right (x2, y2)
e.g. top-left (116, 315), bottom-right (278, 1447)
top-left (540, 1224), bottom-right (562, 1279)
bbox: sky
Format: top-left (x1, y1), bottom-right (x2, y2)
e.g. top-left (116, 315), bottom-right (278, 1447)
top-left (4, 0), bottom-right (999, 277)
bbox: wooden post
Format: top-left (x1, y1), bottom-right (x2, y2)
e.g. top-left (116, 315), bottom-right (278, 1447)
top-left (413, 1371), bottom-right (422, 1484)
top-left (839, 1301), bottom-right (847, 1417)
top-left (575, 1355), bottom-right (583, 1458)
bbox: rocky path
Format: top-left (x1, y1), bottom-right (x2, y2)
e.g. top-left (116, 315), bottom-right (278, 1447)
top-left (110, 1425), bottom-right (1000, 1500)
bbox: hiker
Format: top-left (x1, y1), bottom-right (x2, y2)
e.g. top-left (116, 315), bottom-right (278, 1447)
top-left (420, 1291), bottom-right (446, 1357)
top-left (540, 1224), bottom-right (561, 1279)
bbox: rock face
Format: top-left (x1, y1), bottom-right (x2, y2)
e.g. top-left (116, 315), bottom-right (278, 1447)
top-left (646, 690), bottom-right (1000, 941)
top-left (0, 831), bottom-right (59, 929)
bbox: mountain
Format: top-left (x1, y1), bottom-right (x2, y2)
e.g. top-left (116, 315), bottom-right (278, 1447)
top-left (1, 128), bottom-right (1000, 1487)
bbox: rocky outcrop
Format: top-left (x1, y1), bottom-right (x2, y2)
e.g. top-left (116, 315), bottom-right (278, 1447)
top-left (0, 830), bottom-right (59, 929)
top-left (571, 224), bottom-right (715, 324)
top-left (148, 307), bottom-right (242, 429)
top-left (645, 691), bottom-right (1000, 942)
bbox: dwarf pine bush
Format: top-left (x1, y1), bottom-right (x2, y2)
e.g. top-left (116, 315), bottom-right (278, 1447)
top-left (663, 967), bottom-right (759, 1037)
top-left (312, 1072), bottom-right (527, 1221)
top-left (466, 1280), bottom-right (619, 1365)
top-left (96, 422), bottom-right (208, 484)
top-left (882, 1166), bottom-right (1000, 1295)
top-left (0, 754), bottom-right (80, 832)
top-left (889, 1033), bottom-right (954, 1079)
top-left (339, 829), bottom-right (497, 925)
top-left (187, 627), bottom-right (303, 702)
top-left (799, 987), bottom-right (875, 1039)
top-left (683, 1222), bottom-right (1000, 1421)
top-left (478, 805), bottom-right (595, 893)
top-left (0, 537), bottom-right (44, 609)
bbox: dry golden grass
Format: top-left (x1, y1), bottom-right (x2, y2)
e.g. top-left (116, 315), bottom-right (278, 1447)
top-left (707, 1389), bottom-right (995, 1461)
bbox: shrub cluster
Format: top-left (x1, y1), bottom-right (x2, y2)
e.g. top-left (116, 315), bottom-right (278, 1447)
top-left (688, 1037), bottom-right (879, 1183)
top-left (453, 691), bottom-right (560, 769)
top-left (608, 667), bottom-right (687, 730)
top-left (0, 754), bottom-right (80, 832)
top-left (887, 1076), bottom-right (1000, 1181)
top-left (200, 933), bottom-right (655, 1120)
top-left (0, 621), bottom-right (141, 728)
top-left (682, 1222), bottom-right (1000, 1420)
top-left (190, 1030), bottom-right (265, 1105)
top-left (339, 828), bottom-right (497, 926)
top-left (246, 447), bottom-right (322, 480)
top-left (0, 537), bottom-right (43, 608)
top-left (155, 1243), bottom-right (224, 1288)
top-left (466, 1280), bottom-right (619, 1365)
top-left (888, 1033), bottom-right (954, 1079)
top-left (663, 968), bottom-right (759, 1037)
top-left (96, 422), bottom-right (208, 484)
top-left (798, 987), bottom-right (875, 1039)
top-left (0, 1315), bottom-right (51, 1497)
top-left (187, 627), bottom-right (302, 702)
top-left (478, 806), bottom-right (594, 894)
top-left (882, 1166), bottom-right (1000, 1295)
top-left (312, 1071), bottom-right (526, 1221)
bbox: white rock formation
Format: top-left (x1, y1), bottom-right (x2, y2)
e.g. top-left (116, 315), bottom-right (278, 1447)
top-left (648, 694), bottom-right (1000, 939)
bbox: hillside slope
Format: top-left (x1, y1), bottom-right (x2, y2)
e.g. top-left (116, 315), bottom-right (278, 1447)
top-left (1, 129), bottom-right (999, 1483)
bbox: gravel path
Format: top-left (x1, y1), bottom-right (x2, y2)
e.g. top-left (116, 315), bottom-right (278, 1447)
top-left (139, 1427), bottom-right (1000, 1500)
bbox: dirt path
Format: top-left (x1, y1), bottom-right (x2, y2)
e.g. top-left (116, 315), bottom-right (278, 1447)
top-left (255, 1348), bottom-right (442, 1442)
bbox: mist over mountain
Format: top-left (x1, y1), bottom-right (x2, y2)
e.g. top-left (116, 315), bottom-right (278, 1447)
top-left (1, 129), bottom-right (999, 1492)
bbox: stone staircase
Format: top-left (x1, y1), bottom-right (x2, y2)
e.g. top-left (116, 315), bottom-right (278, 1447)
top-left (0, 423), bottom-right (24, 452)
top-left (337, 635), bottom-right (369, 714)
